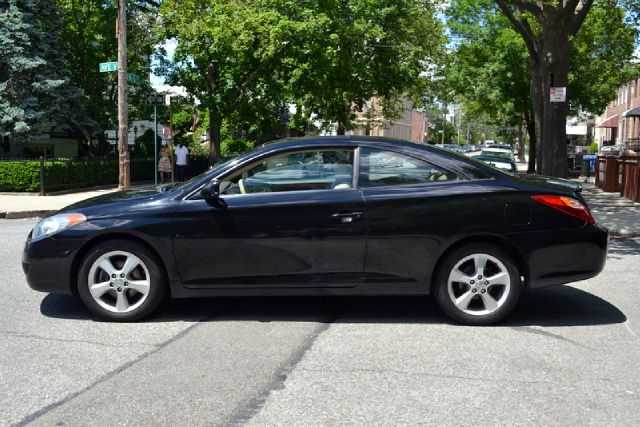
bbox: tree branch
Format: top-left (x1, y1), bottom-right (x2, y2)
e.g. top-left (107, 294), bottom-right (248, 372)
top-left (569, 0), bottom-right (594, 36)
top-left (506, 0), bottom-right (542, 15)
top-left (495, 1), bottom-right (538, 57)
top-left (222, 53), bottom-right (279, 115)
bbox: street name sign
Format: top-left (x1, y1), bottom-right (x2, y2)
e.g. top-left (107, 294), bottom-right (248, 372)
top-left (128, 73), bottom-right (141, 85)
top-left (146, 93), bottom-right (165, 105)
top-left (550, 87), bottom-right (567, 103)
top-left (99, 62), bottom-right (118, 73)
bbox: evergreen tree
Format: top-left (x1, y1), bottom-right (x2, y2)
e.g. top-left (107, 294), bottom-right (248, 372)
top-left (0, 0), bottom-right (85, 144)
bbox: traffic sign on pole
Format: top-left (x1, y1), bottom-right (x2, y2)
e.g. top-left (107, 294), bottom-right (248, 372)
top-left (128, 73), bottom-right (141, 85)
top-left (146, 93), bottom-right (164, 105)
top-left (99, 62), bottom-right (118, 72)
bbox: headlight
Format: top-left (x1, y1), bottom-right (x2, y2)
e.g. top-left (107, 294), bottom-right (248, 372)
top-left (32, 213), bottom-right (87, 240)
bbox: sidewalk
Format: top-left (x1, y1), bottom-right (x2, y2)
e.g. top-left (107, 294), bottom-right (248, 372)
top-left (1, 178), bottom-right (638, 237)
top-left (580, 182), bottom-right (640, 238)
top-left (0, 184), bottom-right (155, 219)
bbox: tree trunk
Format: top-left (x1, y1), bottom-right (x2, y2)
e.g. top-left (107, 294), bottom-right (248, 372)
top-left (337, 122), bottom-right (346, 135)
top-left (528, 55), bottom-right (543, 175)
top-left (525, 110), bottom-right (536, 174)
top-left (540, 15), bottom-right (571, 178)
top-left (209, 108), bottom-right (222, 165)
top-left (517, 119), bottom-right (525, 163)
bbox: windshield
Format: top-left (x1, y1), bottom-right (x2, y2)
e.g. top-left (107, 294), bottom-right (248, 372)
top-left (155, 157), bottom-right (239, 193)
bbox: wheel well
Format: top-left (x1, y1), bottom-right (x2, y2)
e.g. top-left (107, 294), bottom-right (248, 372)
top-left (430, 235), bottom-right (529, 292)
top-left (69, 233), bottom-right (170, 296)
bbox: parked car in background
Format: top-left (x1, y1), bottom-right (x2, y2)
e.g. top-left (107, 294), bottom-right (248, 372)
top-left (481, 145), bottom-right (515, 161)
top-left (471, 154), bottom-right (517, 173)
top-left (600, 145), bottom-right (624, 156)
top-left (23, 136), bottom-right (608, 326)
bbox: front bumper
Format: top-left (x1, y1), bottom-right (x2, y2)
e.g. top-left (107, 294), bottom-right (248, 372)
top-left (23, 234), bottom-right (86, 294)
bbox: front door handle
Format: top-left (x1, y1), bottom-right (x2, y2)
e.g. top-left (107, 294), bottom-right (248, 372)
top-left (332, 212), bottom-right (363, 224)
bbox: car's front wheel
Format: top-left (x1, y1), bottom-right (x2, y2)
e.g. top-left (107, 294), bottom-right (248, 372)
top-left (434, 243), bottom-right (522, 326)
top-left (77, 239), bottom-right (166, 321)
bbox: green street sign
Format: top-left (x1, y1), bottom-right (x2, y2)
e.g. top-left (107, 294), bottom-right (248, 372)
top-left (99, 62), bottom-right (118, 72)
top-left (128, 73), bottom-right (141, 85)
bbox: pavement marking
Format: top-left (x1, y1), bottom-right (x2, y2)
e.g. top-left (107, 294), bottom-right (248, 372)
top-left (624, 321), bottom-right (638, 340)
top-left (229, 320), bottom-right (334, 426)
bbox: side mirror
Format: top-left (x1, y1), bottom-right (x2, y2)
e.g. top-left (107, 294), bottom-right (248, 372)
top-left (200, 180), bottom-right (226, 207)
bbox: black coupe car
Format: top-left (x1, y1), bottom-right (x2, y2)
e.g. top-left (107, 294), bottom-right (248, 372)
top-left (23, 137), bottom-right (608, 325)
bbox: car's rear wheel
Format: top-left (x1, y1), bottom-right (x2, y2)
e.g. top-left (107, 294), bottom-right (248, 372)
top-left (77, 239), bottom-right (166, 321)
top-left (434, 243), bottom-right (522, 326)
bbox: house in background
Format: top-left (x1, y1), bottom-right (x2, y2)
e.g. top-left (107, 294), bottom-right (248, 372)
top-left (350, 97), bottom-right (427, 143)
top-left (595, 74), bottom-right (640, 149)
top-left (0, 124), bottom-right (79, 158)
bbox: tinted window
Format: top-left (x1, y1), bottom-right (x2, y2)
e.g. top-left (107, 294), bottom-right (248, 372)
top-left (360, 148), bottom-right (460, 188)
top-left (221, 149), bottom-right (354, 195)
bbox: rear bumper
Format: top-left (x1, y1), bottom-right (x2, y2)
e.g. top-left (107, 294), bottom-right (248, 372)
top-left (508, 224), bottom-right (608, 289)
top-left (23, 235), bottom-right (85, 295)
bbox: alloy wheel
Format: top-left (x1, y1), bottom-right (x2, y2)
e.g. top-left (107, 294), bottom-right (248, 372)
top-left (87, 250), bottom-right (151, 314)
top-left (447, 253), bottom-right (511, 316)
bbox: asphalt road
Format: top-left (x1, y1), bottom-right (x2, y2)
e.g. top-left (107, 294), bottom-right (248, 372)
top-left (2, 219), bottom-right (639, 426)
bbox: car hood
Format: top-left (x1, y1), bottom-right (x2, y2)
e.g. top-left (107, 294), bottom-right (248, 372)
top-left (515, 174), bottom-right (582, 193)
top-left (57, 189), bottom-right (165, 216)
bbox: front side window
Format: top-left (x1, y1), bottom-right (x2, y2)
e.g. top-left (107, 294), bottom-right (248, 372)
top-left (221, 149), bottom-right (354, 195)
top-left (360, 148), bottom-right (460, 188)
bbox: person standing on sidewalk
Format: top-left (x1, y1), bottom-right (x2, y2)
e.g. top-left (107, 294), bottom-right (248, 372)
top-left (158, 142), bottom-right (172, 183)
top-left (175, 142), bottom-right (189, 182)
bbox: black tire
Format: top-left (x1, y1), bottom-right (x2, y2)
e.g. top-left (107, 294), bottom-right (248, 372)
top-left (434, 243), bottom-right (522, 326)
top-left (77, 239), bottom-right (167, 322)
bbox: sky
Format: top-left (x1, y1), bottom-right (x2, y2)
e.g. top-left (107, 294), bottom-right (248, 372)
top-left (150, 38), bottom-right (177, 90)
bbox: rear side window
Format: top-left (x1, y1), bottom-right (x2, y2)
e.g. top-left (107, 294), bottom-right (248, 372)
top-left (359, 148), bottom-right (461, 188)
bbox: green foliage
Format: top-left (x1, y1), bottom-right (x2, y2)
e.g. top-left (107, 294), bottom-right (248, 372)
top-left (0, 0), bottom-right (85, 139)
top-left (445, 0), bottom-right (639, 124)
top-left (221, 138), bottom-right (253, 156)
top-left (158, 0), bottom-right (445, 161)
top-left (55, 0), bottom-right (158, 140)
top-left (588, 143), bottom-right (599, 155)
top-left (570, 0), bottom-right (639, 115)
top-left (0, 162), bottom-right (41, 192)
top-left (0, 156), bottom-right (211, 192)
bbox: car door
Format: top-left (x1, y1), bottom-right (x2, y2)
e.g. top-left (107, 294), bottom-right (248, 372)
top-left (172, 147), bottom-right (366, 289)
top-left (358, 147), bottom-right (495, 289)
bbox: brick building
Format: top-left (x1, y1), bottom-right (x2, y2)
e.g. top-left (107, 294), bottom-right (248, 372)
top-left (595, 74), bottom-right (640, 149)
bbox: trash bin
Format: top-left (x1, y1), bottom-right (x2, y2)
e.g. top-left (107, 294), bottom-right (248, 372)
top-left (583, 154), bottom-right (596, 179)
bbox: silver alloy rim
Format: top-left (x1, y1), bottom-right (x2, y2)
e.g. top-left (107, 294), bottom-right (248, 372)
top-left (447, 253), bottom-right (511, 316)
top-left (87, 250), bottom-right (151, 314)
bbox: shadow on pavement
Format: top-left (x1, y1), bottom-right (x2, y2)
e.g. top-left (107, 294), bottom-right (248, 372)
top-left (41, 284), bottom-right (625, 327)
top-left (606, 237), bottom-right (640, 260)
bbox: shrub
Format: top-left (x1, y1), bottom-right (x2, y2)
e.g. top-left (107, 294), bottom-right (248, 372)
top-left (588, 143), bottom-right (598, 155)
top-left (0, 161), bottom-right (41, 192)
top-left (0, 155), bottom-right (213, 193)
top-left (221, 137), bottom-right (253, 156)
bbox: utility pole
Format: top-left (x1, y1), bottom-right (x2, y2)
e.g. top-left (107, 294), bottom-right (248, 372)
top-left (441, 106), bottom-right (446, 145)
top-left (117, 0), bottom-right (130, 190)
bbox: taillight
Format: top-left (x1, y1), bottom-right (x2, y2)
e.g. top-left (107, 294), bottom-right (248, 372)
top-left (531, 194), bottom-right (595, 224)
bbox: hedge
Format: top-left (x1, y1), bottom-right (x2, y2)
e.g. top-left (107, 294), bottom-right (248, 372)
top-left (0, 155), bottom-right (210, 193)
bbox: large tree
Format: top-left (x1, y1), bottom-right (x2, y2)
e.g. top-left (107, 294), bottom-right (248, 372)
top-left (56, 0), bottom-right (159, 149)
top-left (493, 0), bottom-right (637, 177)
top-left (0, 0), bottom-right (84, 148)
top-left (446, 0), bottom-right (637, 175)
top-left (159, 0), bottom-right (445, 164)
